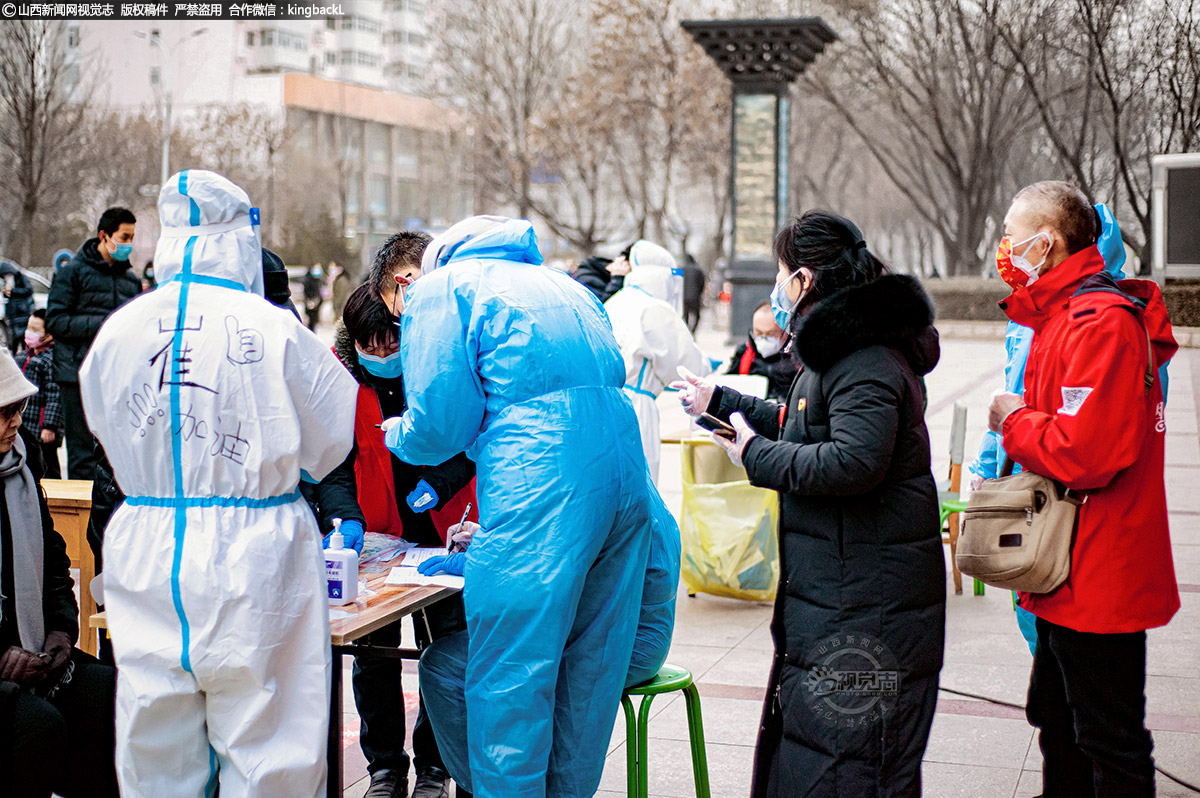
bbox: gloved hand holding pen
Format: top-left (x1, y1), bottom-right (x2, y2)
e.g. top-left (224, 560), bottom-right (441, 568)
top-left (447, 520), bottom-right (480, 552)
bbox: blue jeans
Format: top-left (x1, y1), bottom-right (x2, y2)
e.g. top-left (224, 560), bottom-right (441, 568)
top-left (419, 629), bottom-right (668, 793)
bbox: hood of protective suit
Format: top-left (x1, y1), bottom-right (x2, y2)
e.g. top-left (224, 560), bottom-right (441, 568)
top-left (421, 216), bottom-right (543, 274)
top-left (622, 240), bottom-right (679, 304)
top-left (155, 170), bottom-right (263, 295)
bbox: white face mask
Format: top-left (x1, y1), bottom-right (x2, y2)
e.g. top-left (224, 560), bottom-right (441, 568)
top-left (1010, 232), bottom-right (1051, 286)
top-left (754, 336), bottom-right (782, 358)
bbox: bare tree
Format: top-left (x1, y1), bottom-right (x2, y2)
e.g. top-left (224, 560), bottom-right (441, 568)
top-left (435, 0), bottom-right (579, 219)
top-left (0, 22), bottom-right (96, 267)
top-left (993, 0), bottom-right (1200, 268)
top-left (802, 0), bottom-right (1039, 275)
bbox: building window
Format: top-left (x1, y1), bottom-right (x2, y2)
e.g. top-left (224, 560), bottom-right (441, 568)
top-left (370, 176), bottom-right (389, 216)
top-left (326, 51), bottom-right (336, 65)
top-left (150, 66), bottom-right (160, 85)
top-left (326, 17), bottom-right (336, 29)
top-left (261, 29), bottom-right (275, 46)
top-left (246, 31), bottom-right (254, 46)
top-left (396, 178), bottom-right (418, 217)
top-left (403, 0), bottom-right (426, 13)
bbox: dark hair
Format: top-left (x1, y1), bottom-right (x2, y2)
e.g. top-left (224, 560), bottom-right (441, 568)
top-left (342, 283), bottom-right (398, 352)
top-left (1013, 181), bottom-right (1098, 255)
top-left (773, 210), bottom-right (887, 320)
top-left (97, 207), bottom-right (136, 237)
top-left (31, 308), bottom-right (46, 321)
top-left (368, 231), bottom-right (432, 297)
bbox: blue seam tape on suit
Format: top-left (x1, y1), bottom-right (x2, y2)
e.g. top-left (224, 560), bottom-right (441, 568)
top-left (624, 357), bottom-right (655, 397)
top-left (169, 273), bottom-right (247, 292)
top-left (125, 492), bottom-right (301, 509)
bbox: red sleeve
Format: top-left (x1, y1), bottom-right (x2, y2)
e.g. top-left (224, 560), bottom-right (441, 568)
top-left (1001, 309), bottom-right (1149, 491)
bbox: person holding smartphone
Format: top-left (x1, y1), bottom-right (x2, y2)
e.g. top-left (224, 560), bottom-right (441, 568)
top-left (672, 211), bottom-right (945, 797)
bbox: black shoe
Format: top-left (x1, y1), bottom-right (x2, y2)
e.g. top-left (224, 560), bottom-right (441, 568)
top-left (364, 768), bottom-right (408, 798)
top-left (412, 766), bottom-right (451, 798)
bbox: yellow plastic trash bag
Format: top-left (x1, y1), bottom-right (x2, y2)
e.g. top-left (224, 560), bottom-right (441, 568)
top-left (679, 439), bottom-right (779, 602)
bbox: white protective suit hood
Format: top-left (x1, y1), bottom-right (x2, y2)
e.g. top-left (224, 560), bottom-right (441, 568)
top-left (623, 240), bottom-right (683, 314)
top-left (420, 215), bottom-right (544, 275)
top-left (155, 170), bottom-right (264, 295)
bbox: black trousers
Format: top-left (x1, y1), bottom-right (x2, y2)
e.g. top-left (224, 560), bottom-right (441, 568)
top-left (1028, 617), bottom-right (1156, 798)
top-left (352, 594), bottom-right (466, 777)
top-left (0, 649), bottom-right (118, 798)
top-left (58, 383), bottom-right (97, 481)
top-left (39, 439), bottom-right (61, 481)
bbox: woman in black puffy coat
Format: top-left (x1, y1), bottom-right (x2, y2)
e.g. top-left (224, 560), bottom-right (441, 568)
top-left (675, 211), bottom-right (945, 798)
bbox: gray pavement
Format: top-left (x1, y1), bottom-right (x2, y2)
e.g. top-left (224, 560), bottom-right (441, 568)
top-left (338, 319), bottom-right (1200, 797)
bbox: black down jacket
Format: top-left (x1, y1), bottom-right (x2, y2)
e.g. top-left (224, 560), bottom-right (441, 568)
top-left (708, 274), bottom-right (945, 798)
top-left (46, 239), bottom-right (141, 383)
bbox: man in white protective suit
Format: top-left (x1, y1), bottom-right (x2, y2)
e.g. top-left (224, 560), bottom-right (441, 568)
top-left (604, 240), bottom-right (711, 482)
top-left (78, 170), bottom-right (358, 797)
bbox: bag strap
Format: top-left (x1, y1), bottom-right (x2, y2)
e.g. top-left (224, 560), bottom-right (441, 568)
top-left (1141, 323), bottom-right (1154, 396)
top-left (999, 456), bottom-right (1014, 478)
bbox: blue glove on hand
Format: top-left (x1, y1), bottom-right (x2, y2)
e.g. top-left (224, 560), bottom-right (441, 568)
top-left (406, 479), bottom-right (439, 513)
top-left (418, 551), bottom-right (466, 577)
top-left (323, 520), bottom-right (365, 555)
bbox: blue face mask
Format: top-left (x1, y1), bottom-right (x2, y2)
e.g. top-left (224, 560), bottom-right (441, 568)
top-left (770, 270), bottom-right (807, 332)
top-left (109, 241), bottom-right (133, 261)
top-left (357, 348), bottom-right (403, 380)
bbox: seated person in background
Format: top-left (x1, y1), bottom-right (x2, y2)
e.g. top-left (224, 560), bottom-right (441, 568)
top-left (305, 282), bottom-right (477, 798)
top-left (0, 353), bottom-right (118, 798)
top-left (727, 300), bottom-right (800, 402)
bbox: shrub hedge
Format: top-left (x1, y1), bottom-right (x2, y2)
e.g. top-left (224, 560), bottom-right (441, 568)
top-left (923, 278), bottom-right (1200, 327)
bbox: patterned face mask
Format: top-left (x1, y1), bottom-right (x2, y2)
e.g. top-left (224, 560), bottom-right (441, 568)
top-left (996, 232), bottom-right (1050, 289)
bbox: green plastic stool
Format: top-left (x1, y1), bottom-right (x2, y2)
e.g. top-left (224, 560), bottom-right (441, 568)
top-left (620, 664), bottom-right (710, 798)
top-left (940, 497), bottom-right (985, 596)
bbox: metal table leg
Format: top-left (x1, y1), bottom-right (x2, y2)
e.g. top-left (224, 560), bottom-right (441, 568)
top-left (328, 646), bottom-right (343, 798)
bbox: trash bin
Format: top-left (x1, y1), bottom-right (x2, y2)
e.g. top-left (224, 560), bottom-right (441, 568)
top-left (679, 439), bottom-right (778, 602)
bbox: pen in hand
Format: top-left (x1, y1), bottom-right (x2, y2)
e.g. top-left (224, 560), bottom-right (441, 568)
top-left (449, 502), bottom-right (473, 553)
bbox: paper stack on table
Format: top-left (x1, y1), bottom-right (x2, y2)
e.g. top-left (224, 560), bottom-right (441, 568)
top-left (385, 568), bottom-right (464, 590)
top-left (396, 547), bottom-right (447, 568)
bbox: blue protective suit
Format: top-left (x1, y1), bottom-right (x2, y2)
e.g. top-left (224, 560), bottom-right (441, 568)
top-left (417, 484), bottom-right (681, 795)
top-left (968, 204), bottom-right (1168, 655)
top-left (385, 217), bottom-right (658, 797)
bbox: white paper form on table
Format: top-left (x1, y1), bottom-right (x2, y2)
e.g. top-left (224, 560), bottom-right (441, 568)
top-left (396, 547), bottom-right (449, 568)
top-left (384, 568), bottom-right (464, 590)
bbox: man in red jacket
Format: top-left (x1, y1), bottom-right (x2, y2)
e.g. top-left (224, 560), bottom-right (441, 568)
top-left (988, 181), bottom-right (1179, 798)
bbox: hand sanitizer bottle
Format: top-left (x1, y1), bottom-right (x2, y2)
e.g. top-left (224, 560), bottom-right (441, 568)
top-left (326, 517), bottom-right (359, 606)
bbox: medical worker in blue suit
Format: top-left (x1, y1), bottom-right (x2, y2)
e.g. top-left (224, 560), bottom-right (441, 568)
top-left (383, 216), bottom-right (657, 797)
top-left (967, 203), bottom-right (1169, 654)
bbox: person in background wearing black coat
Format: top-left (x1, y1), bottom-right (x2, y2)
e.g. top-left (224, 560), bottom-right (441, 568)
top-left (0, 353), bottom-right (117, 798)
top-left (572, 253), bottom-right (626, 304)
top-left (45, 207), bottom-right (141, 480)
top-left (682, 252), bottom-right (706, 333)
top-left (727, 300), bottom-right (800, 402)
top-left (0, 260), bottom-right (35, 355)
top-left (673, 211), bottom-right (945, 798)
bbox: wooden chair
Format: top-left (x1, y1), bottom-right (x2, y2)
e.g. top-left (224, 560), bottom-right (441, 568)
top-left (939, 403), bottom-right (968, 595)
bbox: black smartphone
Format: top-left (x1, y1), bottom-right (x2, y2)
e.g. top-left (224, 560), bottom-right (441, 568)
top-left (696, 412), bottom-right (736, 439)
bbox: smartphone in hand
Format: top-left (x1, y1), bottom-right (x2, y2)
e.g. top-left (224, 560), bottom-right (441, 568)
top-left (697, 412), bottom-right (736, 439)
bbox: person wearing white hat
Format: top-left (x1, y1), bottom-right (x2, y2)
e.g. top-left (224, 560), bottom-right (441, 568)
top-left (604, 240), bottom-right (712, 481)
top-left (0, 352), bottom-right (119, 798)
top-left (78, 170), bottom-right (357, 797)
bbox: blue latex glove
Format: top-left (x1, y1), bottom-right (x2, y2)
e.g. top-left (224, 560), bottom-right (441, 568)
top-left (323, 520), bottom-right (365, 555)
top-left (418, 551), bottom-right (466, 577)
top-left (406, 479), bottom-right (439, 513)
